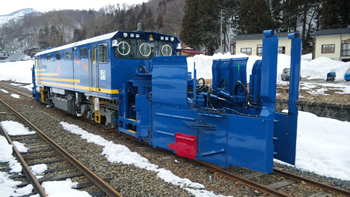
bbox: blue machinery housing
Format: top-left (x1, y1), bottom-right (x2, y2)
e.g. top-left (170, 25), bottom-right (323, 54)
top-left (32, 30), bottom-right (301, 173)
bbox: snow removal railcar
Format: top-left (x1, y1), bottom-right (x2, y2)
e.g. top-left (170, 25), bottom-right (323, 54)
top-left (32, 29), bottom-right (302, 173)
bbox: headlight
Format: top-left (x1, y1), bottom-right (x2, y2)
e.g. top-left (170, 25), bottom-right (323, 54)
top-left (123, 33), bottom-right (128, 38)
top-left (112, 39), bottom-right (118, 47)
top-left (170, 37), bottom-right (175, 42)
top-left (176, 43), bottom-right (182, 50)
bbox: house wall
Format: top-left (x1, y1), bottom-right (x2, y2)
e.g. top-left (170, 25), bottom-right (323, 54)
top-left (314, 35), bottom-right (341, 60)
top-left (278, 38), bottom-right (292, 55)
top-left (235, 38), bottom-right (291, 56)
top-left (314, 34), bottom-right (350, 61)
top-left (236, 40), bottom-right (262, 55)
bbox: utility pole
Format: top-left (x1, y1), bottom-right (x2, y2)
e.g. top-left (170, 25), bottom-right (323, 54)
top-left (220, 9), bottom-right (223, 53)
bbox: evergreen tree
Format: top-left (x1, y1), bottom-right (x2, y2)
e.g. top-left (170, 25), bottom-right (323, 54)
top-left (180, 0), bottom-right (201, 49)
top-left (321, 0), bottom-right (342, 29)
top-left (271, 0), bottom-right (283, 31)
top-left (37, 25), bottom-right (50, 49)
top-left (239, 0), bottom-right (274, 34)
top-left (197, 0), bottom-right (220, 55)
top-left (280, 0), bottom-right (299, 32)
top-left (126, 9), bottom-right (137, 31)
top-left (145, 9), bottom-right (155, 31)
top-left (71, 28), bottom-right (87, 42)
top-left (321, 0), bottom-right (350, 29)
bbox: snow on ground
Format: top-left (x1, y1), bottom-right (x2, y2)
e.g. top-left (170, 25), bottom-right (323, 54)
top-left (296, 111), bottom-right (350, 181)
top-left (13, 141), bottom-right (28, 153)
top-left (1, 120), bottom-right (36, 135)
top-left (188, 53), bottom-right (350, 82)
top-left (0, 121), bottom-right (92, 197)
top-left (1, 89), bottom-right (9, 93)
top-left (42, 179), bottom-right (90, 197)
top-left (0, 60), bottom-right (33, 83)
top-left (0, 54), bottom-right (349, 195)
top-left (60, 122), bottom-right (228, 197)
top-left (10, 94), bottom-right (20, 99)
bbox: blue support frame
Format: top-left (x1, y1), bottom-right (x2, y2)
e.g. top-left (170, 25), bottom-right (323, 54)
top-left (273, 33), bottom-right (301, 165)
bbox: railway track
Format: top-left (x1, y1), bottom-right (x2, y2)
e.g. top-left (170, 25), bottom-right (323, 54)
top-left (197, 161), bottom-right (350, 197)
top-left (1, 81), bottom-right (350, 196)
top-left (0, 81), bottom-right (33, 98)
top-left (0, 98), bottom-right (122, 196)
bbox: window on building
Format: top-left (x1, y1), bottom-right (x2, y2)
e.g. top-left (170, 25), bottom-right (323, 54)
top-left (66, 51), bottom-right (72, 59)
top-left (98, 43), bottom-right (108, 63)
top-left (47, 55), bottom-right (51, 61)
top-left (80, 48), bottom-right (87, 57)
top-left (257, 44), bottom-right (262, 56)
top-left (341, 43), bottom-right (350, 56)
top-left (56, 53), bottom-right (60, 60)
top-left (278, 46), bottom-right (285, 54)
top-left (241, 48), bottom-right (252, 55)
top-left (321, 44), bottom-right (335, 53)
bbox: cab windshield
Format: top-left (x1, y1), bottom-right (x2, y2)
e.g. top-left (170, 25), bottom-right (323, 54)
top-left (114, 37), bottom-right (174, 59)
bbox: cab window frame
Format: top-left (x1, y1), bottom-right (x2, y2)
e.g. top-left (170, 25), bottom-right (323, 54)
top-left (80, 48), bottom-right (88, 57)
top-left (98, 43), bottom-right (108, 64)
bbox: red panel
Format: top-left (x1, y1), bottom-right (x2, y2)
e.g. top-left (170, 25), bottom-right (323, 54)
top-left (169, 133), bottom-right (197, 159)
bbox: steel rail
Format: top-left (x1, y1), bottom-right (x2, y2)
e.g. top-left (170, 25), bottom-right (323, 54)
top-left (274, 168), bottom-right (350, 196)
top-left (196, 160), bottom-right (291, 197)
top-left (0, 84), bottom-right (32, 99)
top-left (0, 99), bottom-right (122, 197)
top-left (0, 125), bottom-right (47, 196)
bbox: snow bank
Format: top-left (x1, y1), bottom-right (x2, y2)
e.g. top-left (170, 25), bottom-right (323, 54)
top-left (187, 53), bottom-right (350, 82)
top-left (302, 57), bottom-right (350, 80)
top-left (0, 54), bottom-right (349, 84)
top-left (0, 60), bottom-right (34, 83)
top-left (296, 111), bottom-right (350, 181)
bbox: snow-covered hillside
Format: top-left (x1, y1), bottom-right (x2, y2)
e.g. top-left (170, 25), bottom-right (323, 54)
top-left (0, 8), bottom-right (38, 26)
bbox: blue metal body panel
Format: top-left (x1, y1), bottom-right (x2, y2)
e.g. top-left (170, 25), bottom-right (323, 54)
top-left (273, 33), bottom-right (301, 165)
top-left (32, 30), bottom-right (301, 174)
top-left (33, 31), bottom-right (180, 100)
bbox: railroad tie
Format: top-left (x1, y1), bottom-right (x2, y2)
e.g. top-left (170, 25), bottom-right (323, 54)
top-left (268, 179), bottom-right (295, 189)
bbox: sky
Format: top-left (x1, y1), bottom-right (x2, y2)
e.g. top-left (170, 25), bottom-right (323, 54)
top-left (0, 0), bottom-right (149, 15)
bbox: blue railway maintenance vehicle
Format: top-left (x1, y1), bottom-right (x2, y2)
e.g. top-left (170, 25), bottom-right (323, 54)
top-left (32, 29), bottom-right (302, 173)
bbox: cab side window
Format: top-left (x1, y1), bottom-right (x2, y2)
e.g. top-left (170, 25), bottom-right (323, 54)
top-left (98, 43), bottom-right (108, 63)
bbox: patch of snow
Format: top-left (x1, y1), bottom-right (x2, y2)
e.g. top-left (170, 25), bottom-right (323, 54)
top-left (1, 121), bottom-right (36, 136)
top-left (10, 94), bottom-right (20, 99)
top-left (60, 122), bottom-right (230, 197)
top-left (13, 141), bottom-right (28, 153)
top-left (30, 164), bottom-right (47, 176)
top-left (41, 179), bottom-right (90, 197)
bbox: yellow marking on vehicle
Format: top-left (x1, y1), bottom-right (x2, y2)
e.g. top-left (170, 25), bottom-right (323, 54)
top-left (35, 73), bottom-right (58, 76)
top-left (37, 77), bottom-right (80, 83)
top-left (39, 81), bottom-right (119, 94)
top-left (128, 129), bottom-right (136, 134)
top-left (128, 118), bottom-right (136, 122)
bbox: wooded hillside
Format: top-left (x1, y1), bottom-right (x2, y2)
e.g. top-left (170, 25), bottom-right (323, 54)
top-left (0, 0), bottom-right (349, 55)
